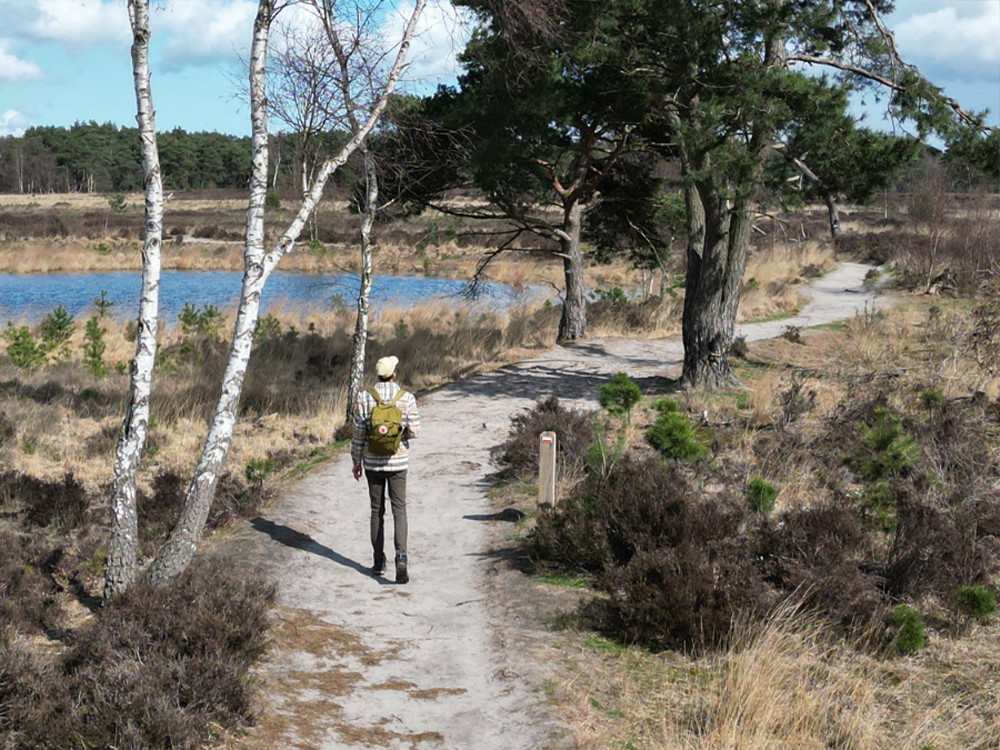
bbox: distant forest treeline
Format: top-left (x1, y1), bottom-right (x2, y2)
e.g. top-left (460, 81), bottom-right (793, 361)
top-left (0, 120), bottom-right (994, 198)
top-left (0, 121), bottom-right (342, 195)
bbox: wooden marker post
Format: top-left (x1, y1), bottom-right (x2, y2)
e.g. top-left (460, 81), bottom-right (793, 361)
top-left (538, 431), bottom-right (557, 506)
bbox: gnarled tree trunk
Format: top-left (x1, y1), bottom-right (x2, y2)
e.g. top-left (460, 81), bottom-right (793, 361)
top-left (557, 200), bottom-right (587, 341)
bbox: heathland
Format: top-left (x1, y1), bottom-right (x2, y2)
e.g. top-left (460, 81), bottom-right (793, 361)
top-left (1, 186), bottom-right (998, 748)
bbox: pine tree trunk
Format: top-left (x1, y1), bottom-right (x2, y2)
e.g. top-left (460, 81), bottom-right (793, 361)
top-left (680, 186), bottom-right (751, 389)
top-left (105, 0), bottom-right (163, 598)
top-left (346, 150), bottom-right (378, 424)
top-left (557, 201), bottom-right (587, 342)
top-left (825, 191), bottom-right (841, 238)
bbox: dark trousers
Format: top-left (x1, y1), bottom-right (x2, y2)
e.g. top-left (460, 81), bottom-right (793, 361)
top-left (366, 469), bottom-right (407, 561)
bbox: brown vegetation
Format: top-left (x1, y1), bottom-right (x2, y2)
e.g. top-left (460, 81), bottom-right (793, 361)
top-left (4, 189), bottom-right (991, 747)
top-left (489, 279), bottom-right (1000, 746)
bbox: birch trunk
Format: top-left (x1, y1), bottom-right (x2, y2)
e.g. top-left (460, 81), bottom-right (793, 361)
top-left (557, 201), bottom-right (587, 342)
top-left (105, 0), bottom-right (163, 598)
top-left (346, 149), bottom-right (378, 424)
top-left (144, 0), bottom-right (426, 586)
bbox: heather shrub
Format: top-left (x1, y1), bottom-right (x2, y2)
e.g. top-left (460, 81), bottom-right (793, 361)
top-left (5, 556), bottom-right (275, 749)
top-left (491, 396), bottom-right (594, 481)
top-left (0, 471), bottom-right (89, 531)
top-left (534, 453), bottom-right (766, 650)
top-left (0, 529), bottom-right (60, 634)
top-left (599, 537), bottom-right (769, 651)
top-left (755, 502), bottom-right (882, 627)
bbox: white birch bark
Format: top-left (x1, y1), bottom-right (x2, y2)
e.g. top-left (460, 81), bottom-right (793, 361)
top-left (347, 149), bottom-right (378, 423)
top-left (145, 0), bottom-right (425, 586)
top-left (105, 0), bottom-right (163, 597)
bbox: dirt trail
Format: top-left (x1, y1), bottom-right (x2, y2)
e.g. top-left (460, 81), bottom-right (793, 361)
top-left (232, 262), bottom-right (887, 749)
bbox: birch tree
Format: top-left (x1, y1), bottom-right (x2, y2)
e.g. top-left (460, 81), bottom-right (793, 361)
top-left (104, 0), bottom-right (425, 591)
top-left (105, 0), bottom-right (163, 598)
top-left (144, 0), bottom-right (424, 587)
top-left (347, 149), bottom-right (378, 423)
top-left (268, 0), bottom-right (419, 424)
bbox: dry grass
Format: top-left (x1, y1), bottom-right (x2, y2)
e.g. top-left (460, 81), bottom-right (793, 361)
top-left (738, 240), bottom-right (837, 322)
top-left (543, 595), bottom-right (1000, 750)
top-left (503, 289), bottom-right (1000, 749)
top-left (0, 297), bottom-right (557, 494)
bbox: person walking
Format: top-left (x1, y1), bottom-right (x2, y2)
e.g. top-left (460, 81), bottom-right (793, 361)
top-left (351, 355), bottom-right (421, 583)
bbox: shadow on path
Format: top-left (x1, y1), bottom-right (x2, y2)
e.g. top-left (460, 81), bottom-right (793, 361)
top-left (250, 517), bottom-right (380, 581)
top-left (463, 508), bottom-right (528, 523)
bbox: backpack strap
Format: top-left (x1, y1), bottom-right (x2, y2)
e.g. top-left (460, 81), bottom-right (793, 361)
top-left (368, 387), bottom-right (384, 405)
top-left (388, 389), bottom-right (406, 407)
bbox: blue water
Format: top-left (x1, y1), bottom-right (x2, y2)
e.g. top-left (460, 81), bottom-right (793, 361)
top-left (0, 270), bottom-right (532, 327)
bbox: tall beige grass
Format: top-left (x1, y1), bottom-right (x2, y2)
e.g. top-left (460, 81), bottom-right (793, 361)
top-left (550, 599), bottom-right (998, 749)
top-left (738, 240), bottom-right (837, 322)
top-left (0, 296), bottom-right (554, 493)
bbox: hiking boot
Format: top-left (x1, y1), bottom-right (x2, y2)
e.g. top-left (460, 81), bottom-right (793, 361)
top-left (372, 555), bottom-right (386, 577)
top-left (395, 553), bottom-right (409, 584)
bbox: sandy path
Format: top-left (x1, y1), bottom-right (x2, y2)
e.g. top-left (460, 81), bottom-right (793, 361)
top-left (235, 262), bottom-right (886, 749)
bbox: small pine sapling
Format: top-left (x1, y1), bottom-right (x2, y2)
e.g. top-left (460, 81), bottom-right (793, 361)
top-left (957, 585), bottom-right (996, 621)
top-left (40, 305), bottom-right (75, 359)
top-left (884, 604), bottom-right (926, 655)
top-left (83, 315), bottom-right (109, 376)
top-left (4, 323), bottom-right (46, 371)
top-left (93, 290), bottom-right (115, 318)
top-left (746, 476), bottom-right (778, 515)
top-left (599, 372), bottom-right (642, 419)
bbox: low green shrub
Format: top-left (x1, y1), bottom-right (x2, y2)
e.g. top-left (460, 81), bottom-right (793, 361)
top-left (645, 410), bottom-right (707, 461)
top-left (884, 604), bottom-right (926, 655)
top-left (599, 372), bottom-right (642, 417)
top-left (746, 476), bottom-right (778, 515)
top-left (919, 387), bottom-right (944, 410)
top-left (957, 585), bottom-right (996, 621)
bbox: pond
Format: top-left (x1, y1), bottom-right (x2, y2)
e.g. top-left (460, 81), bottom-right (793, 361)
top-left (0, 270), bottom-right (537, 327)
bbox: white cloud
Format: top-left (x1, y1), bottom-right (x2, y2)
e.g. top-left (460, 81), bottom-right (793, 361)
top-left (0, 43), bottom-right (42, 81)
top-left (29, 0), bottom-right (130, 48)
top-left (0, 109), bottom-right (30, 136)
top-left (893, 2), bottom-right (1000, 82)
top-left (155, 0), bottom-right (258, 70)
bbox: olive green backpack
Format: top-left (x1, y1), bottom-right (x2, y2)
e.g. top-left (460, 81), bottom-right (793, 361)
top-left (367, 388), bottom-right (406, 456)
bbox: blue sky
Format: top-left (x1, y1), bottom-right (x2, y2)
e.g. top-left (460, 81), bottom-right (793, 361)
top-left (0, 0), bottom-right (997, 138)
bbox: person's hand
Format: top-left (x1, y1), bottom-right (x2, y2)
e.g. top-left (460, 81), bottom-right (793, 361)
top-left (352, 465), bottom-right (363, 481)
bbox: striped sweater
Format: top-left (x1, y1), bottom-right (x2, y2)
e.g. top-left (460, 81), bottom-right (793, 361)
top-left (350, 381), bottom-right (421, 472)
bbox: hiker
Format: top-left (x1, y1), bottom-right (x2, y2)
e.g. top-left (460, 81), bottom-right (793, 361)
top-left (351, 355), bottom-right (421, 583)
